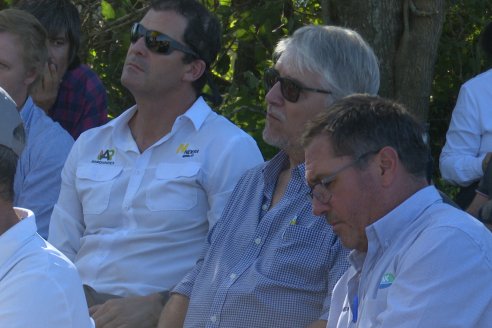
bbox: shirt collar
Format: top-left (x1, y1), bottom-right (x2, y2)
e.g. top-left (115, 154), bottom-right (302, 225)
top-left (0, 208), bottom-right (37, 266)
top-left (263, 150), bottom-right (310, 194)
top-left (19, 96), bottom-right (35, 122)
top-left (366, 185), bottom-right (442, 252)
top-left (176, 96), bottom-right (211, 131)
top-left (113, 96), bottom-right (212, 152)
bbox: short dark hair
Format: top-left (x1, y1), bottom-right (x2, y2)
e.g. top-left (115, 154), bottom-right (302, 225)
top-left (151, 0), bottom-right (221, 102)
top-left (14, 0), bottom-right (81, 69)
top-left (302, 94), bottom-right (430, 179)
top-left (480, 21), bottom-right (492, 60)
top-left (0, 144), bottom-right (20, 202)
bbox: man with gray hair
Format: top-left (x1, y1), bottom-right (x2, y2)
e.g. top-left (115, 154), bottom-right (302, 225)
top-left (0, 87), bottom-right (92, 327)
top-left (159, 25), bottom-right (380, 327)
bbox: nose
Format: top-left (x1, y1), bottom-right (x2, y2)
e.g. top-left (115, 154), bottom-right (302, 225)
top-left (312, 197), bottom-right (330, 217)
top-left (129, 36), bottom-right (147, 55)
top-left (265, 80), bottom-right (284, 105)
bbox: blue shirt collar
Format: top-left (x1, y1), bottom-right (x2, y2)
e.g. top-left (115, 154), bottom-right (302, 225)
top-left (367, 185), bottom-right (442, 252)
top-left (263, 151), bottom-right (309, 194)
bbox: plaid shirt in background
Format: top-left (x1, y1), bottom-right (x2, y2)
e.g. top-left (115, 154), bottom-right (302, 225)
top-left (49, 64), bottom-right (108, 139)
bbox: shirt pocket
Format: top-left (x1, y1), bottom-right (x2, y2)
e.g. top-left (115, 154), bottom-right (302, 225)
top-left (146, 163), bottom-right (201, 211)
top-left (75, 165), bottom-right (123, 215)
top-left (268, 225), bottom-right (328, 290)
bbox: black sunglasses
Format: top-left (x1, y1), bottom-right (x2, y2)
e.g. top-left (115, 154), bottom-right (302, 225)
top-left (264, 68), bottom-right (332, 102)
top-left (130, 23), bottom-right (198, 57)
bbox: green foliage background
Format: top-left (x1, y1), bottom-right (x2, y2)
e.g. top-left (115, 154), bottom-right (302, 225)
top-left (1, 0), bottom-right (491, 190)
top-left (75, 0), bottom-right (327, 160)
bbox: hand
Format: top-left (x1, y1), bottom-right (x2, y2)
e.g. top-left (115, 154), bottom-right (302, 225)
top-left (158, 294), bottom-right (189, 328)
top-left (90, 293), bottom-right (164, 328)
top-left (31, 60), bottom-right (60, 113)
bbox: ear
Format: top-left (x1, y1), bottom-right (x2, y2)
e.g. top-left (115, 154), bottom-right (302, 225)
top-left (23, 67), bottom-right (38, 88)
top-left (182, 59), bottom-right (206, 82)
top-left (375, 146), bottom-right (399, 187)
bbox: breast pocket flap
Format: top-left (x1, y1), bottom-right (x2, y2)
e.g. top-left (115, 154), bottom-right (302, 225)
top-left (155, 163), bottom-right (201, 179)
top-left (76, 165), bottom-right (123, 182)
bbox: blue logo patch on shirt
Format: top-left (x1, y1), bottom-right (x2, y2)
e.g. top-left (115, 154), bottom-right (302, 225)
top-left (379, 272), bottom-right (395, 289)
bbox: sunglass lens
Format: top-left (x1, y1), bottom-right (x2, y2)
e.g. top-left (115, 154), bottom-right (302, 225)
top-left (264, 69), bottom-right (277, 91)
top-left (130, 23), bottom-right (141, 43)
top-left (281, 78), bottom-right (300, 102)
top-left (147, 31), bottom-right (171, 54)
top-left (130, 23), bottom-right (171, 55)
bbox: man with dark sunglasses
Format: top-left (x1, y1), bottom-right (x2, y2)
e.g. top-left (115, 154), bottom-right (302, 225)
top-left (47, 1), bottom-right (263, 327)
top-left (160, 25), bottom-right (380, 328)
top-left (303, 94), bottom-right (492, 327)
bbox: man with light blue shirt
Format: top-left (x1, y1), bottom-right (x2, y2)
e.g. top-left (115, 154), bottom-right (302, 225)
top-left (159, 25), bottom-right (380, 328)
top-left (303, 94), bottom-right (492, 327)
top-left (0, 87), bottom-right (92, 328)
top-left (0, 9), bottom-right (74, 239)
top-left (48, 1), bottom-right (263, 328)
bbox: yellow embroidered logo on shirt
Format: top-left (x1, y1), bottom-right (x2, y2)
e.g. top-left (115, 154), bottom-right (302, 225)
top-left (176, 143), bottom-right (189, 153)
top-left (176, 143), bottom-right (199, 158)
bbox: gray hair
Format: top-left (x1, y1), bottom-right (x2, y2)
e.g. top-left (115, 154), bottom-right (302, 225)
top-left (274, 25), bottom-right (380, 102)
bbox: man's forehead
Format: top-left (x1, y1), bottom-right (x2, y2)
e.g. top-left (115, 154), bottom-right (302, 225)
top-left (305, 137), bottom-right (336, 167)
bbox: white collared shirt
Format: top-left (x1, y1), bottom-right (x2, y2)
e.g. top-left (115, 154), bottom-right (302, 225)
top-left (0, 208), bottom-right (93, 327)
top-left (440, 68), bottom-right (492, 186)
top-left (48, 97), bottom-right (263, 296)
top-left (328, 186), bottom-right (492, 327)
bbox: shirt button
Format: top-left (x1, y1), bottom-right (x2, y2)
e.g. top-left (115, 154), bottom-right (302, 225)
top-left (261, 204), bottom-right (268, 211)
top-left (254, 238), bottom-right (262, 245)
top-left (210, 315), bottom-right (217, 323)
top-left (230, 273), bottom-right (237, 280)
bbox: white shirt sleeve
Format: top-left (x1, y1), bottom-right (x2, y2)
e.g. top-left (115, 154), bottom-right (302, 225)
top-left (48, 140), bottom-right (85, 262)
top-left (440, 82), bottom-right (488, 186)
top-left (203, 134), bottom-right (263, 228)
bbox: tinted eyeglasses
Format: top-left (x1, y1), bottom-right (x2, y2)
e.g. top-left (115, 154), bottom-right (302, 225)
top-left (130, 23), bottom-right (198, 57)
top-left (264, 68), bottom-right (331, 103)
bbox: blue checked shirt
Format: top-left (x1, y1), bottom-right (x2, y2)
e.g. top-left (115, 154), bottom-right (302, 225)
top-left (173, 151), bottom-right (350, 327)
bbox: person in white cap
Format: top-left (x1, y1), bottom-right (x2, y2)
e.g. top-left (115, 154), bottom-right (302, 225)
top-left (0, 87), bottom-right (93, 327)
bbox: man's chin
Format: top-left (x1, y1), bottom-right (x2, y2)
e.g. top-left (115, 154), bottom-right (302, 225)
top-left (262, 129), bottom-right (287, 149)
